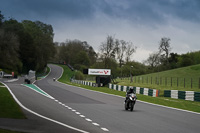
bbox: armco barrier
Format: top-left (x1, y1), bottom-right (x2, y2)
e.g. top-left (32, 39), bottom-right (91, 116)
top-left (164, 90), bottom-right (200, 101)
top-left (108, 83), bottom-right (159, 97)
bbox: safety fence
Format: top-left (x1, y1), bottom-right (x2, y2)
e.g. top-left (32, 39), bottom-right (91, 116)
top-left (118, 76), bottom-right (200, 89)
top-left (164, 90), bottom-right (200, 101)
top-left (108, 84), bottom-right (159, 97)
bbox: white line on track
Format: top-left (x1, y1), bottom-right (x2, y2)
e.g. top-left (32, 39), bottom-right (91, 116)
top-left (85, 118), bottom-right (92, 122)
top-left (75, 112), bottom-right (81, 115)
top-left (92, 123), bottom-right (100, 126)
top-left (80, 115), bottom-right (85, 118)
top-left (50, 65), bottom-right (111, 132)
top-left (101, 128), bottom-right (109, 132)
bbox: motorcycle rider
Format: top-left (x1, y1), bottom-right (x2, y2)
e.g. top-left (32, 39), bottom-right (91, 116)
top-left (125, 87), bottom-right (135, 103)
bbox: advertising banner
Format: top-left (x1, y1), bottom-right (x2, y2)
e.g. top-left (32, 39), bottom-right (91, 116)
top-left (88, 69), bottom-right (111, 75)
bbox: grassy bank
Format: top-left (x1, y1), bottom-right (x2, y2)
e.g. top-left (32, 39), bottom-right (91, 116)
top-left (58, 64), bottom-right (200, 113)
top-left (116, 64), bottom-right (200, 95)
top-left (0, 84), bottom-right (26, 119)
top-left (0, 129), bottom-right (24, 133)
top-left (36, 66), bottom-right (51, 80)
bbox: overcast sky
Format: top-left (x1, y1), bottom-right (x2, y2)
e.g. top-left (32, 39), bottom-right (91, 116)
top-left (1, 0), bottom-right (200, 62)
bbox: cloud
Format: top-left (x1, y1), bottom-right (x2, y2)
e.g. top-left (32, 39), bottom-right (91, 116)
top-left (1, 0), bottom-right (200, 62)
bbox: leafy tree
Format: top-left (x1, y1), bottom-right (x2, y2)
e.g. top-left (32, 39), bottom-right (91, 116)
top-left (168, 53), bottom-right (179, 69)
top-left (55, 40), bottom-right (96, 71)
top-left (0, 29), bottom-right (22, 73)
top-left (22, 20), bottom-right (55, 71)
top-left (0, 11), bottom-right (4, 26)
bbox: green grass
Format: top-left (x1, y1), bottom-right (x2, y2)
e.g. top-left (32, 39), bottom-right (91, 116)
top-left (58, 64), bottom-right (200, 113)
top-left (0, 86), bottom-right (26, 119)
top-left (57, 64), bottom-right (75, 83)
top-left (116, 64), bottom-right (200, 95)
top-left (36, 66), bottom-right (51, 80)
top-left (0, 129), bottom-right (24, 133)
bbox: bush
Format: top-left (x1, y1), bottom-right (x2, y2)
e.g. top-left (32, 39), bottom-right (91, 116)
top-left (75, 71), bottom-right (85, 80)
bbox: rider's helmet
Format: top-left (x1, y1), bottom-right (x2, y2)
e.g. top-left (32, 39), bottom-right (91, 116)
top-left (129, 87), bottom-right (134, 93)
top-left (127, 87), bottom-right (134, 94)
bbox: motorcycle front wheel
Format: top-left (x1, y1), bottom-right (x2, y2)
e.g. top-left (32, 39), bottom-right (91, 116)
top-left (130, 102), bottom-right (134, 111)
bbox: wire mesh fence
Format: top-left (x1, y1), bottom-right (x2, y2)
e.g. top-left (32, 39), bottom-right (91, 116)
top-left (119, 76), bottom-right (200, 90)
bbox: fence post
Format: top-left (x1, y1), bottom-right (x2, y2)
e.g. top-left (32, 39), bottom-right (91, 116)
top-left (191, 78), bottom-right (192, 89)
top-left (171, 77), bottom-right (172, 87)
top-left (147, 77), bottom-right (148, 84)
top-left (199, 78), bottom-right (200, 89)
top-left (142, 77), bottom-right (143, 84)
top-left (155, 77), bottom-right (156, 84)
top-left (177, 77), bottom-right (178, 87)
top-left (184, 78), bottom-right (185, 88)
top-left (160, 77), bottom-right (162, 85)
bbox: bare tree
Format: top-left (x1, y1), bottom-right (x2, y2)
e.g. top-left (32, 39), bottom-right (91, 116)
top-left (115, 39), bottom-right (127, 67)
top-left (99, 35), bottom-right (116, 68)
top-left (125, 42), bottom-right (137, 62)
top-left (145, 52), bottom-right (161, 68)
top-left (159, 37), bottom-right (171, 64)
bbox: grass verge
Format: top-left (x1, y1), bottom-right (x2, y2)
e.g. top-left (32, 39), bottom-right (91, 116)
top-left (36, 66), bottom-right (51, 80)
top-left (58, 64), bottom-right (200, 113)
top-left (0, 85), bottom-right (26, 119)
top-left (0, 129), bottom-right (24, 133)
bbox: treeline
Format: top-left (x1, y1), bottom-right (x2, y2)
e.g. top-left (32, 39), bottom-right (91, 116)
top-left (0, 12), bottom-right (55, 74)
top-left (1, 11), bottom-right (199, 77)
top-left (53, 40), bottom-right (97, 71)
top-left (52, 35), bottom-right (200, 79)
top-left (145, 37), bottom-right (200, 73)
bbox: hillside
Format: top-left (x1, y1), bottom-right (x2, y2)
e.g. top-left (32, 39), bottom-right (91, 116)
top-left (117, 64), bottom-right (200, 93)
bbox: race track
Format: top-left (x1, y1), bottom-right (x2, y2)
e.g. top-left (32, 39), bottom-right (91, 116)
top-left (2, 64), bottom-right (200, 133)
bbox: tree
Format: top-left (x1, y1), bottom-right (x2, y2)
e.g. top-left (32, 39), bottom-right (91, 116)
top-left (0, 29), bottom-right (22, 73)
top-left (159, 37), bottom-right (171, 65)
top-left (55, 39), bottom-right (96, 71)
top-left (22, 20), bottom-right (55, 71)
top-left (0, 11), bottom-right (4, 26)
top-left (115, 39), bottom-right (127, 67)
top-left (145, 52), bottom-right (161, 69)
top-left (99, 35), bottom-right (116, 68)
top-left (168, 53), bottom-right (179, 69)
top-left (125, 42), bottom-right (137, 62)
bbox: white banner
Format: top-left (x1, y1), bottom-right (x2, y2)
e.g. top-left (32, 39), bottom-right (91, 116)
top-left (88, 69), bottom-right (111, 75)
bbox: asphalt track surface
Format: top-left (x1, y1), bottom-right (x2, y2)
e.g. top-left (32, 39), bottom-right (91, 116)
top-left (1, 64), bottom-right (200, 133)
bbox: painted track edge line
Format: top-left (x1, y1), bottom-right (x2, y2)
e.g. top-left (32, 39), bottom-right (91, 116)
top-left (0, 81), bottom-right (90, 133)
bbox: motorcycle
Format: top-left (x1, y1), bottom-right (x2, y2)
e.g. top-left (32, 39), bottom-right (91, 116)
top-left (124, 93), bottom-right (137, 111)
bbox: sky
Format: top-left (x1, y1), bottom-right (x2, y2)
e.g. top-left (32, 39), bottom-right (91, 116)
top-left (0, 0), bottom-right (200, 62)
